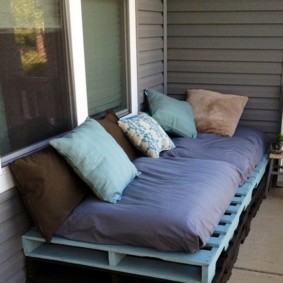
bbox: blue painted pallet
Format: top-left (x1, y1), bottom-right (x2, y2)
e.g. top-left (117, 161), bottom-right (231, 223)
top-left (22, 154), bottom-right (269, 283)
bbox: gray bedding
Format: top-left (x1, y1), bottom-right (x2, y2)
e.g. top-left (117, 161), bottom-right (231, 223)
top-left (56, 126), bottom-right (267, 253)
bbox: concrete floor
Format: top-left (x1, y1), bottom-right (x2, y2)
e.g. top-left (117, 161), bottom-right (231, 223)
top-left (228, 185), bottom-right (283, 283)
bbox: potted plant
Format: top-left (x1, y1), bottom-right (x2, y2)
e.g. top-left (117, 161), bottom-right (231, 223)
top-left (278, 133), bottom-right (283, 146)
top-left (271, 133), bottom-right (283, 154)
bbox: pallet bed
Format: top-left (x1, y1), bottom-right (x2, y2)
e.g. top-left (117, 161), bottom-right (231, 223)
top-left (22, 154), bottom-right (268, 283)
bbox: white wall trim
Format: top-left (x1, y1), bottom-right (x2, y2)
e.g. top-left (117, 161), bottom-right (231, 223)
top-left (128, 0), bottom-right (138, 116)
top-left (163, 0), bottom-right (168, 94)
top-left (65, 0), bottom-right (88, 125)
top-left (0, 167), bottom-right (15, 194)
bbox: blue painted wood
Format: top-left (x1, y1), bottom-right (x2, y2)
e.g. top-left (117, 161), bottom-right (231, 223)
top-left (214, 223), bottom-right (230, 234)
top-left (21, 154), bottom-right (269, 283)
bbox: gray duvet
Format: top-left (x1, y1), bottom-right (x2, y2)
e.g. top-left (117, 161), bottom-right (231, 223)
top-left (56, 126), bottom-right (267, 253)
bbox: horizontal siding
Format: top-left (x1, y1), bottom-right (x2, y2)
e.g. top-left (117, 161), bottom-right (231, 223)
top-left (139, 25), bottom-right (163, 38)
top-left (139, 61), bottom-right (164, 78)
top-left (168, 37), bottom-right (283, 50)
top-left (0, 235), bottom-right (23, 266)
top-left (247, 98), bottom-right (280, 110)
top-left (167, 0), bottom-right (283, 12)
top-left (0, 188), bottom-right (32, 283)
top-left (1, 251), bottom-right (26, 283)
top-left (0, 213), bottom-right (31, 245)
top-left (169, 85), bottom-right (281, 101)
top-left (242, 109), bottom-right (280, 122)
top-left (0, 193), bottom-right (25, 223)
top-left (6, 269), bottom-right (26, 283)
top-left (168, 24), bottom-right (283, 37)
top-left (241, 120), bottom-right (279, 141)
top-left (138, 11), bottom-right (163, 24)
top-left (168, 11), bottom-right (283, 24)
top-left (168, 61), bottom-right (282, 75)
top-left (167, 0), bottom-right (283, 140)
top-left (169, 73), bottom-right (281, 86)
top-left (138, 0), bottom-right (163, 11)
top-left (138, 37), bottom-right (163, 52)
top-left (137, 0), bottom-right (165, 108)
top-left (168, 49), bottom-right (283, 62)
top-left (139, 49), bottom-right (164, 65)
top-left (138, 73), bottom-right (164, 92)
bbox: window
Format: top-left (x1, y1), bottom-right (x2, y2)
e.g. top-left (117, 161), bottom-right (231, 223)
top-left (0, 0), bottom-right (73, 160)
top-left (0, 0), bottom-right (137, 166)
top-left (82, 0), bottom-right (130, 117)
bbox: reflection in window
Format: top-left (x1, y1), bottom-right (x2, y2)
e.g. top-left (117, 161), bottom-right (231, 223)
top-left (12, 1), bottom-right (48, 77)
top-left (0, 0), bottom-right (72, 157)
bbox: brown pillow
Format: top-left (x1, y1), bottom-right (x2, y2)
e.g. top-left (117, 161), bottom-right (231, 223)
top-left (98, 111), bottom-right (139, 160)
top-left (187, 89), bottom-right (248, 137)
top-left (9, 147), bottom-right (88, 242)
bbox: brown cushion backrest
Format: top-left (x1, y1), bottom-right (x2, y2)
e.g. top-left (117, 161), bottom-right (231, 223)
top-left (10, 147), bottom-right (88, 241)
top-left (98, 112), bottom-right (140, 160)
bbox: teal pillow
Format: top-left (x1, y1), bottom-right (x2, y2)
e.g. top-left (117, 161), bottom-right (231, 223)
top-left (50, 118), bottom-right (139, 203)
top-left (145, 89), bottom-right (197, 138)
top-left (118, 113), bottom-right (175, 158)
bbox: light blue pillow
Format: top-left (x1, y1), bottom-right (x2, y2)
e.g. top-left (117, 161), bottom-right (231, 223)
top-left (50, 117), bottom-right (139, 203)
top-left (145, 88), bottom-right (197, 138)
top-left (118, 113), bottom-right (175, 158)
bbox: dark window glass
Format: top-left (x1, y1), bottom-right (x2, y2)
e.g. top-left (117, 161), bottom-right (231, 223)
top-left (0, 0), bottom-right (72, 156)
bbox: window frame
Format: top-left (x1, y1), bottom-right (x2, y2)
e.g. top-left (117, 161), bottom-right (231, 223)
top-left (65, 0), bottom-right (138, 126)
top-left (0, 0), bottom-right (138, 170)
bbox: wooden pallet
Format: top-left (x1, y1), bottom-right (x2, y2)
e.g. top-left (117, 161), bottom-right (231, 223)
top-left (22, 154), bottom-right (269, 283)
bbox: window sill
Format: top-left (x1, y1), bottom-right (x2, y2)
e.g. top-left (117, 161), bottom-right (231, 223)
top-left (0, 166), bottom-right (15, 194)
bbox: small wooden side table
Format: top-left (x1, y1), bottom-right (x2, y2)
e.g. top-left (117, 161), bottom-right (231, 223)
top-left (265, 152), bottom-right (283, 196)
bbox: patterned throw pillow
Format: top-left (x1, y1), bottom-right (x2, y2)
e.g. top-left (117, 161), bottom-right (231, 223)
top-left (118, 113), bottom-right (175, 158)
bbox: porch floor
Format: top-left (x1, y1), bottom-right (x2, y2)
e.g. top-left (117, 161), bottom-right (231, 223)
top-left (228, 184), bottom-right (283, 283)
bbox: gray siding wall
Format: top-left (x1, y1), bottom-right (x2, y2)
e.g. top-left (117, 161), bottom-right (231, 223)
top-left (0, 188), bottom-right (31, 283)
top-left (137, 0), bottom-right (166, 108)
top-left (167, 0), bottom-right (283, 140)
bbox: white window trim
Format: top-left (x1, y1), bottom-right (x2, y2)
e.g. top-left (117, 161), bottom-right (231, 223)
top-left (0, 167), bottom-right (15, 194)
top-left (128, 0), bottom-right (138, 117)
top-left (65, 0), bottom-right (88, 125)
top-left (65, 0), bottom-right (138, 125)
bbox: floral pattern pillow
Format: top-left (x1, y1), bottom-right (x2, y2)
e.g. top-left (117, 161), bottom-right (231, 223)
top-left (118, 113), bottom-right (175, 158)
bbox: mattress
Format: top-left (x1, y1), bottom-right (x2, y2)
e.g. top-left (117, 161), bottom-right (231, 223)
top-left (56, 126), bottom-right (267, 253)
top-left (161, 126), bottom-right (267, 184)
